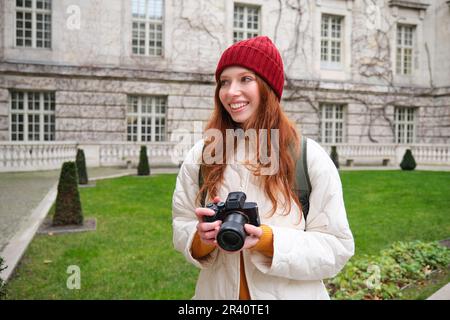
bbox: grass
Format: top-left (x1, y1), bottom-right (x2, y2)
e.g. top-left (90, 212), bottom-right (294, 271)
top-left (400, 267), bottom-right (450, 300)
top-left (4, 175), bottom-right (198, 299)
top-left (341, 171), bottom-right (450, 257)
top-left (3, 170), bottom-right (450, 299)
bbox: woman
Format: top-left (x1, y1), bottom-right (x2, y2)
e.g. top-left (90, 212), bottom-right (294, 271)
top-left (172, 36), bottom-right (354, 299)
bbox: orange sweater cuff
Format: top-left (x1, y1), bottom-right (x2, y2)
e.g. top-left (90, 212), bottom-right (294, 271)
top-left (191, 231), bottom-right (216, 259)
top-left (251, 224), bottom-right (274, 257)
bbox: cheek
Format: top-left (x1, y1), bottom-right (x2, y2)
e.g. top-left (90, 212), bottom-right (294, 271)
top-left (218, 89), bottom-right (226, 105)
top-left (251, 94), bottom-right (260, 110)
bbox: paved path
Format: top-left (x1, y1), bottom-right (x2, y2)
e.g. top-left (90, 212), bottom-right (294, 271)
top-left (0, 170), bottom-right (60, 252)
top-left (427, 283), bottom-right (450, 300)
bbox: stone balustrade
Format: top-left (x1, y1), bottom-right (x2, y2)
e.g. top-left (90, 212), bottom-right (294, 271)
top-left (96, 141), bottom-right (183, 167)
top-left (0, 142), bottom-right (449, 172)
top-left (321, 143), bottom-right (450, 166)
top-left (0, 142), bottom-right (78, 172)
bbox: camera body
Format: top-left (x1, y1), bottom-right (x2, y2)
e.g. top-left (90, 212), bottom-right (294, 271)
top-left (204, 191), bottom-right (260, 251)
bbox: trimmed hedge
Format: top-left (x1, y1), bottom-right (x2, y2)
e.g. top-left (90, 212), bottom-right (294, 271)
top-left (0, 256), bottom-right (7, 299)
top-left (76, 148), bottom-right (89, 185)
top-left (52, 161), bottom-right (83, 226)
top-left (330, 146), bottom-right (340, 169)
top-left (400, 149), bottom-right (417, 171)
top-left (137, 145), bottom-right (150, 176)
top-left (326, 241), bottom-right (450, 300)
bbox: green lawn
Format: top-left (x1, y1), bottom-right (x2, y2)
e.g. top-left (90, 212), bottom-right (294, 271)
top-left (3, 170), bottom-right (450, 299)
top-left (342, 171), bottom-right (450, 256)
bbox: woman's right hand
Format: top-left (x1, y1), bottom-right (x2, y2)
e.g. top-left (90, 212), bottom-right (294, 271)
top-left (194, 196), bottom-right (223, 246)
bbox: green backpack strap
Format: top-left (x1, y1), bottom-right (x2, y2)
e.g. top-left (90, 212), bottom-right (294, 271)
top-left (199, 144), bottom-right (207, 207)
top-left (295, 136), bottom-right (312, 221)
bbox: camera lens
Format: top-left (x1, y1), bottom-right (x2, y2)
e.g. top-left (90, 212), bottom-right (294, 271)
top-left (216, 212), bottom-right (248, 251)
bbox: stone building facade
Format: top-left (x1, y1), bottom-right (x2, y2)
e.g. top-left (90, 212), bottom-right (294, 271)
top-left (0, 0), bottom-right (449, 169)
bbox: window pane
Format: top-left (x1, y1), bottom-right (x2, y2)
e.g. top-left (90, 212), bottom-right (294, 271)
top-left (132, 0), bottom-right (146, 18)
top-left (321, 104), bottom-right (345, 143)
top-left (10, 91), bottom-right (55, 141)
top-left (397, 25), bottom-right (415, 75)
top-left (16, 11), bottom-right (33, 47)
top-left (11, 114), bottom-right (24, 141)
top-left (233, 5), bottom-right (259, 42)
top-left (395, 107), bottom-right (415, 143)
top-left (16, 2), bottom-right (52, 48)
top-left (126, 96), bottom-right (166, 142)
top-left (321, 15), bottom-right (342, 64)
top-left (11, 92), bottom-right (24, 110)
top-left (132, 0), bottom-right (164, 56)
top-left (127, 116), bottom-right (138, 141)
top-left (147, 0), bottom-right (163, 20)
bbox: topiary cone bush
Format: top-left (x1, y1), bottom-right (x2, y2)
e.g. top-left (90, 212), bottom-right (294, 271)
top-left (53, 161), bottom-right (83, 226)
top-left (137, 145), bottom-right (150, 176)
top-left (0, 256), bottom-right (7, 299)
top-left (330, 146), bottom-right (340, 169)
top-left (400, 149), bottom-right (417, 171)
top-left (76, 148), bottom-right (89, 185)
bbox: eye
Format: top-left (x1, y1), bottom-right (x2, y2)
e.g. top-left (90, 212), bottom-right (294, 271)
top-left (242, 76), bottom-right (254, 82)
top-left (219, 79), bottom-right (229, 86)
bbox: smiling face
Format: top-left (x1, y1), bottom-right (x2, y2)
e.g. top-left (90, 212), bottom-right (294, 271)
top-left (218, 66), bottom-right (261, 125)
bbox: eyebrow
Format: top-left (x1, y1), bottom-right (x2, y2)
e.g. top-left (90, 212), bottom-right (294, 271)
top-left (219, 71), bottom-right (255, 79)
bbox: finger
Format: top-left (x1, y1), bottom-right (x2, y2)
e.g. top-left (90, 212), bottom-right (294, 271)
top-left (244, 224), bottom-right (263, 238)
top-left (197, 220), bottom-right (221, 233)
top-left (202, 229), bottom-right (219, 241)
top-left (213, 196), bottom-right (222, 203)
top-left (195, 207), bottom-right (216, 219)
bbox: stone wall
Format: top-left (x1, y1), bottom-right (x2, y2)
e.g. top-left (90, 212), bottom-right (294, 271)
top-left (0, 0), bottom-right (449, 145)
top-left (1, 63), bottom-right (448, 144)
top-left (2, 0), bottom-right (449, 87)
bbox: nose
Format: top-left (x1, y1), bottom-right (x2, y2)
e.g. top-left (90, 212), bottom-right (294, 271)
top-left (226, 80), bottom-right (242, 97)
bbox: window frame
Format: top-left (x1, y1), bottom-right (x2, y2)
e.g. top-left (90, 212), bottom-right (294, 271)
top-left (14, 0), bottom-right (52, 49)
top-left (232, 3), bottom-right (261, 43)
top-left (126, 95), bottom-right (167, 142)
top-left (131, 0), bottom-right (164, 57)
top-left (394, 107), bottom-right (416, 144)
top-left (319, 103), bottom-right (346, 144)
top-left (396, 24), bottom-right (416, 76)
top-left (320, 14), bottom-right (344, 70)
top-left (9, 90), bottom-right (56, 142)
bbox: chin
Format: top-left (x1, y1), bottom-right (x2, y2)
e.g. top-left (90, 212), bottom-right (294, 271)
top-left (233, 117), bottom-right (249, 124)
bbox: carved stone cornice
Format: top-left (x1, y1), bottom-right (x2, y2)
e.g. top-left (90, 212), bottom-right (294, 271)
top-left (388, 0), bottom-right (430, 11)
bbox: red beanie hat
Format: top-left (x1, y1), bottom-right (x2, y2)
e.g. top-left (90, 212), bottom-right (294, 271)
top-left (215, 36), bottom-right (285, 100)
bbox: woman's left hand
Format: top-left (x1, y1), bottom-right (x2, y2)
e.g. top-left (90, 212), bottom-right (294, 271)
top-left (217, 223), bottom-right (263, 254)
top-left (242, 224), bottom-right (263, 250)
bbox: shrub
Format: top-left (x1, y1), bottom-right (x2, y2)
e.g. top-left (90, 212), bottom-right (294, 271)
top-left (330, 146), bottom-right (340, 169)
top-left (76, 148), bottom-right (89, 185)
top-left (325, 240), bottom-right (450, 300)
top-left (0, 256), bottom-right (7, 299)
top-left (137, 145), bottom-right (150, 176)
top-left (53, 161), bottom-right (83, 226)
top-left (400, 149), bottom-right (417, 171)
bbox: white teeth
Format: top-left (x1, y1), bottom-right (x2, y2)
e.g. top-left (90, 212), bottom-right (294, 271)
top-left (230, 102), bottom-right (248, 109)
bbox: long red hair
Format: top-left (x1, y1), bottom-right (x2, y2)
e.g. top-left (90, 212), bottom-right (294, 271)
top-left (197, 75), bottom-right (301, 217)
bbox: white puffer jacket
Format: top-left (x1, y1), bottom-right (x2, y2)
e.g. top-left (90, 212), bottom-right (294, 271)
top-left (172, 138), bottom-right (354, 300)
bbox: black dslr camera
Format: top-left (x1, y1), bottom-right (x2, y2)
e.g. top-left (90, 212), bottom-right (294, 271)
top-left (204, 191), bottom-right (260, 252)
